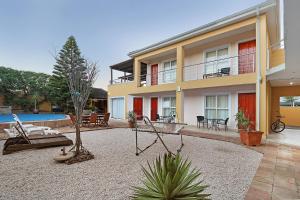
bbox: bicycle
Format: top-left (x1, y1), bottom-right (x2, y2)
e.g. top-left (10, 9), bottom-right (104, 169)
top-left (271, 115), bottom-right (286, 133)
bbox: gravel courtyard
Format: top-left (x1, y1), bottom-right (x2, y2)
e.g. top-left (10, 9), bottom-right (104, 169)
top-left (0, 128), bottom-right (262, 200)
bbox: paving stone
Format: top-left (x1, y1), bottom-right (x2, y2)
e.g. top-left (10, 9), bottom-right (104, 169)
top-left (272, 186), bottom-right (300, 199)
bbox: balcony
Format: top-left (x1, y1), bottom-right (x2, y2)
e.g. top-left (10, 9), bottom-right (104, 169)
top-left (183, 52), bottom-right (256, 81)
top-left (111, 74), bottom-right (134, 84)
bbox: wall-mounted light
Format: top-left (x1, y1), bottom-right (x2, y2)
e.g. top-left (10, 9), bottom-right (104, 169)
top-left (289, 82), bottom-right (294, 85)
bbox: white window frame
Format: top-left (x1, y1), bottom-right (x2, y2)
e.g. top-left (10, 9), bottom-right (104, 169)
top-left (162, 96), bottom-right (176, 116)
top-left (110, 96), bottom-right (125, 119)
top-left (204, 95), bottom-right (229, 119)
top-left (203, 45), bottom-right (230, 75)
top-left (162, 60), bottom-right (176, 83)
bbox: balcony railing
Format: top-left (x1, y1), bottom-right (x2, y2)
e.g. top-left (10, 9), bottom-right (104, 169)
top-left (139, 68), bottom-right (176, 86)
top-left (267, 39), bottom-right (285, 68)
top-left (110, 74), bottom-right (134, 85)
top-left (183, 53), bottom-right (256, 81)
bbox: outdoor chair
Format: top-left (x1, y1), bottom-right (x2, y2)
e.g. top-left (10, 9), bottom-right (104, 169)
top-left (156, 114), bottom-right (164, 122)
top-left (99, 113), bottom-right (110, 127)
top-left (89, 113), bottom-right (98, 127)
top-left (196, 116), bottom-right (208, 128)
top-left (217, 117), bottom-right (229, 131)
top-left (69, 114), bottom-right (76, 127)
top-left (218, 67), bottom-right (230, 76)
top-left (81, 115), bottom-right (91, 127)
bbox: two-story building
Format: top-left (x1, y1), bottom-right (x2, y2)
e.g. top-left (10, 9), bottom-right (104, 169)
top-left (107, 0), bottom-right (299, 135)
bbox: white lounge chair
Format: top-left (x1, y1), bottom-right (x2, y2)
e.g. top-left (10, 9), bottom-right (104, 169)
top-left (12, 114), bottom-right (51, 135)
top-left (12, 114), bottom-right (34, 128)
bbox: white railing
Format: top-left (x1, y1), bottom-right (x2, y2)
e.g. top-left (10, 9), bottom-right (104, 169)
top-left (140, 68), bottom-right (176, 86)
top-left (110, 74), bottom-right (134, 85)
top-left (183, 53), bottom-right (256, 81)
top-left (267, 39), bottom-right (285, 68)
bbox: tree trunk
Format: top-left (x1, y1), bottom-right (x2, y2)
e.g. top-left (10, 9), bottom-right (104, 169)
top-left (75, 124), bottom-right (81, 155)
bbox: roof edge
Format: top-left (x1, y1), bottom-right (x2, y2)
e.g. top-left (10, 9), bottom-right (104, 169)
top-left (128, 0), bottom-right (276, 58)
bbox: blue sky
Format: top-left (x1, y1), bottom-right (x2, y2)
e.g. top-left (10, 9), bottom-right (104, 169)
top-left (0, 0), bottom-right (264, 89)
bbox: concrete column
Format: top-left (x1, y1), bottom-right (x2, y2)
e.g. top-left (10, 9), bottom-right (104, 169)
top-left (257, 14), bottom-right (268, 134)
top-left (176, 90), bottom-right (184, 123)
top-left (176, 46), bottom-right (184, 83)
top-left (176, 46), bottom-right (184, 123)
top-left (134, 59), bottom-right (141, 87)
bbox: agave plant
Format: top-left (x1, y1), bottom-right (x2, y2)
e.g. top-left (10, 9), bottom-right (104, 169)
top-left (131, 153), bottom-right (210, 200)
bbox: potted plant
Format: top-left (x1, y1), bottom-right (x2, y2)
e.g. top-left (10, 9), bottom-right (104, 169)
top-left (235, 110), bottom-right (263, 146)
top-left (127, 111), bottom-right (136, 128)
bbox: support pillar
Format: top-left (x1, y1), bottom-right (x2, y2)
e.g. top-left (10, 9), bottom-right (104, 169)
top-left (134, 59), bottom-right (141, 87)
top-left (176, 46), bottom-right (184, 123)
top-left (256, 14), bottom-right (268, 134)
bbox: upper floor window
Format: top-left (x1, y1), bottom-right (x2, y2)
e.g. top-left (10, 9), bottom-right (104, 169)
top-left (205, 48), bottom-right (229, 74)
top-left (163, 60), bottom-right (176, 83)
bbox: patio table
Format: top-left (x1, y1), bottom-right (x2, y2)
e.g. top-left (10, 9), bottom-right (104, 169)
top-left (205, 118), bottom-right (223, 130)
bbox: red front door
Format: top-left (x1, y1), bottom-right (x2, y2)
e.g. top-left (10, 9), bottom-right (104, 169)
top-left (238, 93), bottom-right (256, 130)
top-left (151, 64), bottom-right (158, 85)
top-left (238, 40), bottom-right (256, 74)
top-left (151, 97), bottom-right (158, 121)
top-left (133, 97), bottom-right (143, 120)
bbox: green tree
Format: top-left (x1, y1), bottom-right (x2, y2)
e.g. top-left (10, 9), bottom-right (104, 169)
top-left (284, 96), bottom-right (298, 107)
top-left (49, 36), bottom-right (85, 113)
top-left (0, 66), bottom-right (51, 111)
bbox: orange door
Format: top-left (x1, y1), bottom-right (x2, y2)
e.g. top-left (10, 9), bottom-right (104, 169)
top-left (151, 64), bottom-right (158, 85)
top-left (238, 40), bottom-right (256, 74)
top-left (133, 97), bottom-right (143, 120)
top-left (238, 93), bottom-right (256, 130)
top-left (151, 97), bottom-right (158, 121)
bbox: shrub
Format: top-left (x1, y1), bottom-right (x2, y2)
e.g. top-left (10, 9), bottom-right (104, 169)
top-left (131, 153), bottom-right (210, 200)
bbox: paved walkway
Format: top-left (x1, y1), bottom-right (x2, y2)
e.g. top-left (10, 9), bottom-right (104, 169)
top-left (181, 127), bottom-right (300, 200)
top-left (267, 128), bottom-right (300, 147)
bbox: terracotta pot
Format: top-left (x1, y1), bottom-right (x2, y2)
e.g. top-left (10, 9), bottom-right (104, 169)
top-left (239, 130), bottom-right (263, 146)
top-left (128, 121), bottom-right (135, 128)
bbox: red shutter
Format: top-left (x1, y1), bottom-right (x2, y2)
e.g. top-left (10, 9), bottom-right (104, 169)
top-left (238, 93), bottom-right (256, 130)
top-left (151, 64), bottom-right (158, 85)
top-left (133, 97), bottom-right (143, 120)
top-left (151, 97), bottom-right (158, 121)
top-left (238, 40), bottom-right (256, 74)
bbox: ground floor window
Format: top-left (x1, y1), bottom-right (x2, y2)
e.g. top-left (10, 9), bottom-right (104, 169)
top-left (205, 95), bottom-right (229, 119)
top-left (162, 97), bottom-right (176, 116)
top-left (111, 97), bottom-right (124, 119)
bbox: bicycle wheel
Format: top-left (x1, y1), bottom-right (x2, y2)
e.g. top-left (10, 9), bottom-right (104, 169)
top-left (271, 121), bottom-right (285, 133)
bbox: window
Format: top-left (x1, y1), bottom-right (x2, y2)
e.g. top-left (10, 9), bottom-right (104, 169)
top-left (205, 95), bottom-right (229, 119)
top-left (111, 97), bottom-right (125, 119)
top-left (205, 48), bottom-right (229, 74)
top-left (163, 60), bottom-right (176, 83)
top-left (162, 97), bottom-right (176, 116)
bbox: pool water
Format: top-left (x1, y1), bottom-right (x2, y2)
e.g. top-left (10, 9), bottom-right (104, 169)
top-left (0, 113), bottom-right (67, 123)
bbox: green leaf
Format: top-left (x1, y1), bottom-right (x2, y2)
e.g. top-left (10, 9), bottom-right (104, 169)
top-left (131, 153), bottom-right (210, 200)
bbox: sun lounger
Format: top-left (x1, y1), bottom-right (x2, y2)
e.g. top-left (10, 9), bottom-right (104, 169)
top-left (2, 122), bottom-right (73, 155)
top-left (12, 114), bottom-right (51, 134)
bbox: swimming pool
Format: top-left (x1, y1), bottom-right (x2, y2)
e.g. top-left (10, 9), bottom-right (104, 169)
top-left (0, 113), bottom-right (67, 123)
